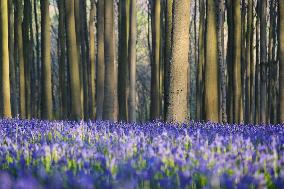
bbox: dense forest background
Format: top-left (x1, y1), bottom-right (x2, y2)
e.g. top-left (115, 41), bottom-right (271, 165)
top-left (0, 0), bottom-right (284, 124)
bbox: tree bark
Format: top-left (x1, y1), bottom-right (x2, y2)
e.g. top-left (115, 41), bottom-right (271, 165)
top-left (128, 0), bottom-right (137, 122)
top-left (204, 0), bottom-right (219, 122)
top-left (118, 0), bottom-right (130, 121)
top-left (103, 0), bottom-right (117, 121)
top-left (40, 0), bottom-right (53, 120)
top-left (166, 0), bottom-right (190, 123)
top-left (65, 0), bottom-right (82, 120)
top-left (96, 0), bottom-right (105, 120)
top-left (280, 0), bottom-right (284, 122)
top-left (150, 0), bottom-right (161, 120)
top-left (0, 0), bottom-right (12, 118)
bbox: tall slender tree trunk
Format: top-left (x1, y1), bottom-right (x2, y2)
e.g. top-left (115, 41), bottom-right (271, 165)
top-left (150, 0), bottom-right (161, 120)
top-left (280, 0), bottom-right (284, 122)
top-left (65, 0), bottom-right (82, 120)
top-left (226, 0), bottom-right (234, 123)
top-left (89, 0), bottom-right (96, 120)
top-left (197, 0), bottom-right (205, 121)
top-left (233, 0), bottom-right (242, 123)
top-left (166, 0), bottom-right (190, 123)
top-left (57, 0), bottom-right (67, 119)
top-left (34, 0), bottom-right (41, 118)
top-left (128, 0), bottom-right (137, 122)
top-left (163, 0), bottom-right (173, 120)
top-left (204, 0), bottom-right (219, 122)
top-left (8, 0), bottom-right (18, 117)
top-left (15, 0), bottom-right (26, 118)
top-left (260, 0), bottom-right (267, 123)
top-left (103, 0), bottom-right (117, 121)
top-left (118, 0), bottom-right (130, 121)
top-left (246, 0), bottom-right (253, 123)
top-left (0, 0), bottom-right (12, 118)
top-left (40, 0), bottom-right (53, 120)
top-left (96, 0), bottom-right (105, 120)
top-left (217, 0), bottom-right (226, 122)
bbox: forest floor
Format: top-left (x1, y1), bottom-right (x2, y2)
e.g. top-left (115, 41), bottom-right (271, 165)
top-left (0, 119), bottom-right (283, 188)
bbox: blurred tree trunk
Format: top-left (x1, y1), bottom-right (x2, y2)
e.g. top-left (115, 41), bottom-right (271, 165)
top-left (80, 0), bottom-right (89, 119)
top-left (57, 0), bottom-right (67, 119)
top-left (204, 0), bottom-right (218, 122)
top-left (150, 0), bottom-right (161, 120)
top-left (197, 0), bottom-right (205, 121)
top-left (233, 0), bottom-right (242, 123)
top-left (128, 0), bottom-right (137, 122)
top-left (40, 0), bottom-right (53, 120)
top-left (245, 0), bottom-right (253, 123)
top-left (280, 0), bottom-right (284, 122)
top-left (15, 0), bottom-right (26, 118)
top-left (166, 0), bottom-right (190, 123)
top-left (0, 0), bottom-right (12, 118)
top-left (118, 0), bottom-right (130, 121)
top-left (226, 0), bottom-right (233, 123)
top-left (103, 0), bottom-right (117, 121)
top-left (65, 0), bottom-right (82, 120)
top-left (34, 0), bottom-right (41, 118)
top-left (74, 0), bottom-right (84, 118)
top-left (255, 1), bottom-right (260, 124)
top-left (217, 0), bottom-right (226, 123)
top-left (89, 0), bottom-right (96, 120)
top-left (163, 0), bottom-right (173, 120)
top-left (23, 0), bottom-right (32, 119)
top-left (260, 0), bottom-right (267, 124)
top-left (8, 0), bottom-right (18, 117)
top-left (96, 0), bottom-right (105, 120)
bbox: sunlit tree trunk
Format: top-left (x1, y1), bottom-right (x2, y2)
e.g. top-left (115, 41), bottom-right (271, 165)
top-left (166, 0), bottom-right (190, 123)
top-left (89, 0), bottom-right (96, 120)
top-left (65, 0), bottom-right (82, 120)
top-left (204, 0), bottom-right (219, 122)
top-left (0, 0), bottom-right (12, 118)
top-left (233, 0), bottom-right (242, 123)
top-left (103, 0), bottom-right (117, 121)
top-left (96, 0), bottom-right (105, 120)
top-left (40, 0), bottom-right (53, 120)
top-left (128, 0), bottom-right (137, 122)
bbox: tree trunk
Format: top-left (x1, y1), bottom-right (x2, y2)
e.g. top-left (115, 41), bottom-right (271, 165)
top-left (128, 0), bottom-right (137, 122)
top-left (280, 0), bottom-right (284, 122)
top-left (0, 0), bottom-right (12, 118)
top-left (65, 0), bottom-right (82, 120)
top-left (15, 0), bottom-right (26, 118)
top-left (204, 0), bottom-right (219, 122)
top-left (246, 0), bottom-right (253, 123)
top-left (166, 0), bottom-right (190, 123)
top-left (163, 0), bottom-right (173, 120)
top-left (217, 0), bottom-right (226, 123)
top-left (226, 0), bottom-right (233, 123)
top-left (150, 0), bottom-right (161, 120)
top-left (197, 0), bottom-right (205, 121)
top-left (260, 0), bottom-right (267, 124)
top-left (103, 0), bottom-right (117, 121)
top-left (233, 0), bottom-right (242, 123)
top-left (8, 0), bottom-right (18, 117)
top-left (118, 0), bottom-right (130, 121)
top-left (96, 0), bottom-right (105, 120)
top-left (89, 0), bottom-right (96, 120)
top-left (40, 0), bottom-right (53, 120)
